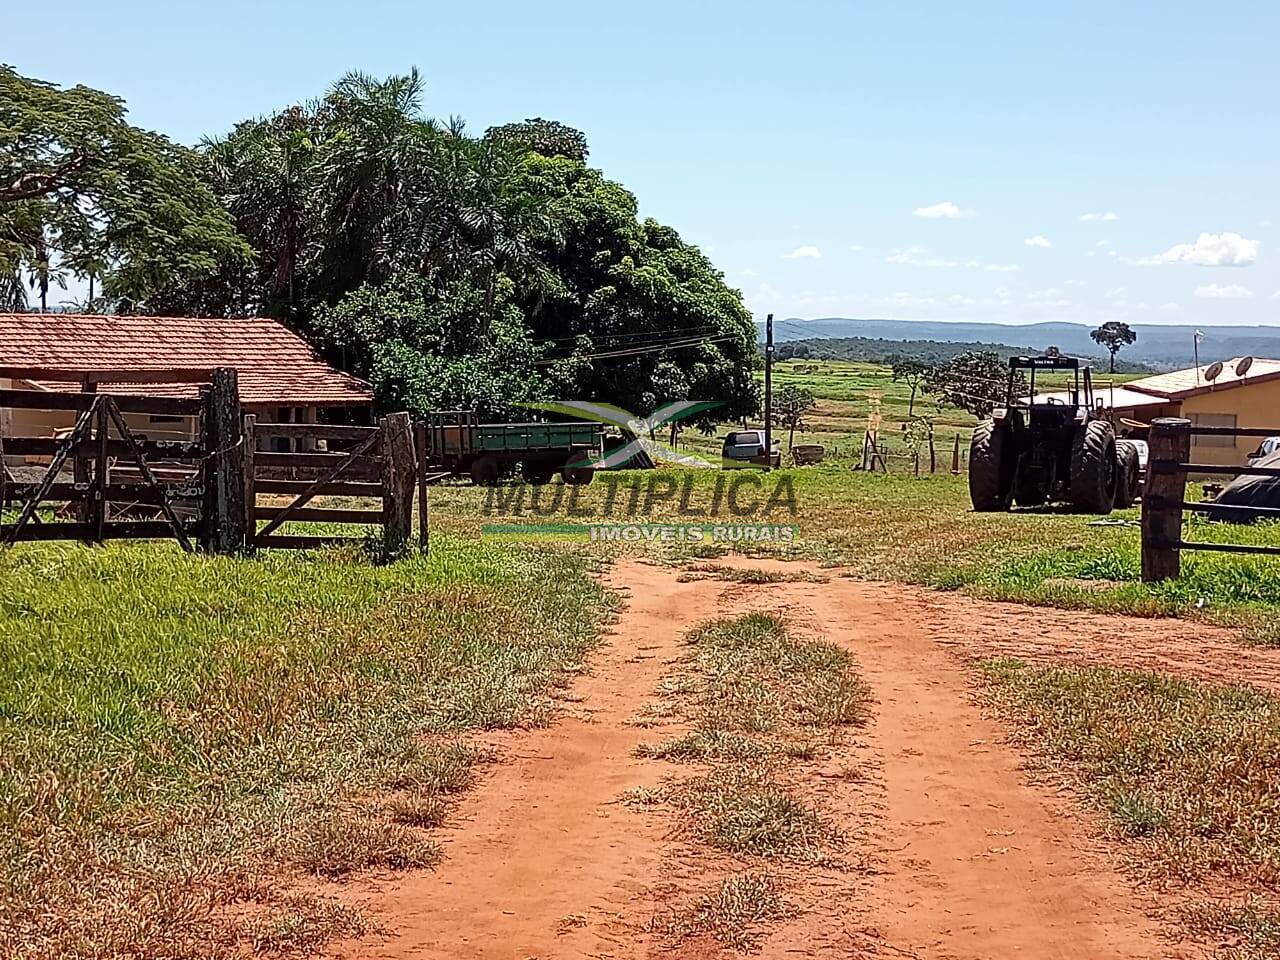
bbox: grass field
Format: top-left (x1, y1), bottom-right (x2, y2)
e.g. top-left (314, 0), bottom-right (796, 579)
top-left (423, 465), bottom-right (1280, 644)
top-left (0, 536), bottom-right (613, 958)
top-left (4, 356), bottom-right (1278, 955)
top-left (672, 358), bottom-right (1143, 467)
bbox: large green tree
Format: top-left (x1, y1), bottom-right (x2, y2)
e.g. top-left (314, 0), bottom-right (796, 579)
top-left (0, 65), bottom-right (249, 309)
top-left (153, 70), bottom-right (759, 422)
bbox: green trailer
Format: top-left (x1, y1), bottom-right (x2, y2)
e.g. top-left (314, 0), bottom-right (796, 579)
top-left (421, 411), bottom-right (603, 485)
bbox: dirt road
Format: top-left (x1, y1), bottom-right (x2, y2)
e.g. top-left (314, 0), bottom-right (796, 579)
top-left (326, 558), bottom-right (1268, 959)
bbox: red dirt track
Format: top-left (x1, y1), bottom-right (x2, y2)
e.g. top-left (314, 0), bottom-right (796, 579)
top-left (324, 558), bottom-right (1266, 959)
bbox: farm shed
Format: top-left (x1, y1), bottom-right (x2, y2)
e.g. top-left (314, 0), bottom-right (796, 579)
top-left (0, 313), bottom-right (372, 467)
top-left (1045, 358), bottom-right (1280, 468)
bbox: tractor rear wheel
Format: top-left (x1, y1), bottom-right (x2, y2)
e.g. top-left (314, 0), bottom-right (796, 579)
top-left (1069, 420), bottom-right (1117, 514)
top-left (1113, 441), bottom-right (1140, 509)
top-left (969, 420), bottom-right (1012, 511)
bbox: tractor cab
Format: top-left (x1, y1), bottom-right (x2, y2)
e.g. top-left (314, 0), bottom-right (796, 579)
top-left (995, 355), bottom-right (1096, 431)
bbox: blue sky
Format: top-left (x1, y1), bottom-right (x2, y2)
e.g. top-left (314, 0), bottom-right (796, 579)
top-left (11, 0), bottom-right (1280, 326)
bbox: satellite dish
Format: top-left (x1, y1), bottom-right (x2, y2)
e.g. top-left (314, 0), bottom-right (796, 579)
top-left (1236, 356), bottom-right (1255, 377)
top-left (1204, 361), bottom-right (1224, 382)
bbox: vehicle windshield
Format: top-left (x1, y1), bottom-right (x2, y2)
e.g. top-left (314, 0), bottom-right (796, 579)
top-left (725, 431), bottom-right (761, 445)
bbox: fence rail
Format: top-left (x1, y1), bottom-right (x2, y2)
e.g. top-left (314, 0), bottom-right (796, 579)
top-left (2, 369), bottom-right (422, 556)
top-left (1140, 417), bottom-right (1280, 581)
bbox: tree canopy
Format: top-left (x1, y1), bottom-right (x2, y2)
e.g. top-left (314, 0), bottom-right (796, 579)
top-left (0, 65), bottom-right (250, 310)
top-left (924, 350), bottom-right (1022, 418)
top-left (1090, 321), bottom-right (1137, 373)
top-left (140, 69), bottom-right (759, 422)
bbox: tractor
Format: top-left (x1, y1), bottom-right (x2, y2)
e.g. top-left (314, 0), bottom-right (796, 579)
top-left (968, 355), bottom-right (1139, 514)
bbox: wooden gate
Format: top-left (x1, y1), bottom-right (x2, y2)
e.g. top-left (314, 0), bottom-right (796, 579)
top-left (1, 387), bottom-right (209, 549)
top-left (244, 412), bottom-right (416, 553)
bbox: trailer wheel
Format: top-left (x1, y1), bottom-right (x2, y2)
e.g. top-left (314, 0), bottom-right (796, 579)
top-left (562, 453), bottom-right (595, 485)
top-left (520, 460), bottom-right (555, 485)
top-left (1113, 441), bottom-right (1140, 509)
top-left (1069, 421), bottom-right (1117, 514)
top-left (969, 420), bottom-right (1012, 511)
top-left (470, 456), bottom-right (501, 487)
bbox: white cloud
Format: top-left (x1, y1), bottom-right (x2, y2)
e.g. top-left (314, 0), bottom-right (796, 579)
top-left (886, 246), bottom-right (958, 268)
top-left (1271, 290), bottom-right (1280, 300)
top-left (914, 201), bottom-right (974, 220)
top-left (1080, 211), bottom-right (1119, 222)
top-left (1105, 286), bottom-right (1126, 298)
top-left (1159, 302), bottom-right (1182, 312)
top-left (783, 245), bottom-right (822, 260)
top-left (740, 268), bottom-right (757, 277)
top-left (1155, 231), bottom-right (1258, 267)
top-left (1023, 235), bottom-right (1051, 248)
top-left (849, 244), bottom-right (865, 252)
top-left (985, 263), bottom-right (1022, 273)
top-left (1096, 240), bottom-right (1110, 247)
top-left (1194, 283), bottom-right (1253, 299)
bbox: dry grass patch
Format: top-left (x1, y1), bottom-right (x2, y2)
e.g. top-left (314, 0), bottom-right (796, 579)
top-left (681, 766), bottom-right (836, 862)
top-left (0, 538), bottom-right (613, 958)
top-left (981, 659), bottom-right (1280, 885)
top-left (656, 872), bottom-right (794, 951)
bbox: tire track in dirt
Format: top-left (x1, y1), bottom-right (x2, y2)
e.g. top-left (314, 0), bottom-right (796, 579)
top-left (325, 561), bottom-right (718, 960)
top-left (325, 557), bottom-right (1247, 959)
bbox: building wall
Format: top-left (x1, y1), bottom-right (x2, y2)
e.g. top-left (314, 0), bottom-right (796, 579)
top-left (1181, 378), bottom-right (1280, 465)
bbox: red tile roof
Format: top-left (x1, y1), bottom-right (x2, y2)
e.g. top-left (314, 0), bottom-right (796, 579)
top-left (0, 313), bottom-right (372, 407)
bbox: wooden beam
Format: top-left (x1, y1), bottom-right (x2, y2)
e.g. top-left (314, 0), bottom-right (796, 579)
top-left (251, 423), bottom-right (379, 442)
top-left (0, 366), bottom-right (215, 384)
top-left (253, 506), bottom-right (382, 524)
top-left (0, 388), bottom-right (205, 416)
top-left (252, 478), bottom-right (383, 497)
top-left (251, 534), bottom-right (361, 550)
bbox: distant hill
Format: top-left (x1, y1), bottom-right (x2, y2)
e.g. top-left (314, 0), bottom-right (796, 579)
top-left (759, 319), bottom-right (1280, 370)
top-left (774, 335), bottom-right (1153, 372)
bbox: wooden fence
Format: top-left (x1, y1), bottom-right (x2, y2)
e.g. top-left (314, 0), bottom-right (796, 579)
top-left (244, 412), bottom-right (416, 553)
top-left (1140, 416), bottom-right (1280, 581)
top-left (2, 367), bottom-right (422, 557)
top-left (0, 372), bottom-right (227, 551)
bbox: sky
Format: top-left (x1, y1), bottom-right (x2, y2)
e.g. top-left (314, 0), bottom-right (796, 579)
top-left (10, 0), bottom-right (1280, 327)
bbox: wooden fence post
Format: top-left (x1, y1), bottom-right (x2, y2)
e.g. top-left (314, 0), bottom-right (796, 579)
top-left (200, 367), bottom-right (246, 555)
top-left (381, 412), bottom-right (416, 556)
top-left (1141, 417), bottom-right (1192, 583)
top-left (242, 414), bottom-right (257, 552)
top-left (75, 379), bottom-right (97, 524)
top-left (928, 427), bottom-right (937, 473)
top-left (91, 397), bottom-right (110, 544)
top-left (413, 420), bottom-right (431, 553)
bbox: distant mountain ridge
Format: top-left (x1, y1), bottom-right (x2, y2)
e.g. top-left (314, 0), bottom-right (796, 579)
top-left (758, 318), bottom-right (1280, 370)
top-left (772, 335), bottom-right (1153, 372)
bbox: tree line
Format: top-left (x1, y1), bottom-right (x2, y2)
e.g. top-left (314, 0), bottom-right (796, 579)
top-left (0, 66), bottom-right (760, 424)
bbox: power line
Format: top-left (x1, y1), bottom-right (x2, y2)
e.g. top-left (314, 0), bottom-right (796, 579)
top-left (534, 334), bottom-right (737, 366)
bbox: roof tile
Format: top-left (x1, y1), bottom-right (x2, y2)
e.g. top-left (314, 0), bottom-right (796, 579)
top-left (0, 313), bottom-right (372, 407)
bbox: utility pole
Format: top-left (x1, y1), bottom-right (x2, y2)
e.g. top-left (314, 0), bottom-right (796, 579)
top-left (763, 313), bottom-right (774, 466)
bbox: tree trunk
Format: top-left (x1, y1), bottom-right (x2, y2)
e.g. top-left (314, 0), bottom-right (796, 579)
top-left (908, 384), bottom-right (917, 418)
top-left (1110, 350), bottom-right (1117, 373)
